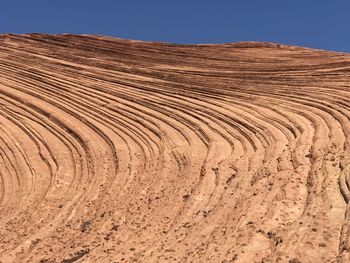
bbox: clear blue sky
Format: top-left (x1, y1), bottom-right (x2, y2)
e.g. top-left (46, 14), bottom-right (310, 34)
top-left (1, 1), bottom-right (349, 53)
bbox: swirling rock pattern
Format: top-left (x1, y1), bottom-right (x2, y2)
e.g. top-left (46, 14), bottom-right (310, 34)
top-left (0, 34), bottom-right (350, 263)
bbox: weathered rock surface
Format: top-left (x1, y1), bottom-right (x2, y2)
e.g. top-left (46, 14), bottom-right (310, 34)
top-left (0, 34), bottom-right (350, 262)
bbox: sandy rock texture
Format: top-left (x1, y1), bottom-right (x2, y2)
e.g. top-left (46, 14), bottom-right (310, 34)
top-left (0, 34), bottom-right (350, 262)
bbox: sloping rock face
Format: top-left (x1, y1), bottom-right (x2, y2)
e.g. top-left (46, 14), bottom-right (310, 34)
top-left (0, 34), bottom-right (350, 262)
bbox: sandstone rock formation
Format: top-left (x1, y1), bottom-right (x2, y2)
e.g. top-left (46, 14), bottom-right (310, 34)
top-left (0, 34), bottom-right (350, 262)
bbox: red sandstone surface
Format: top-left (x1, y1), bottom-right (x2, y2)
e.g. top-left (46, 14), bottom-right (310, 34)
top-left (0, 34), bottom-right (350, 262)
